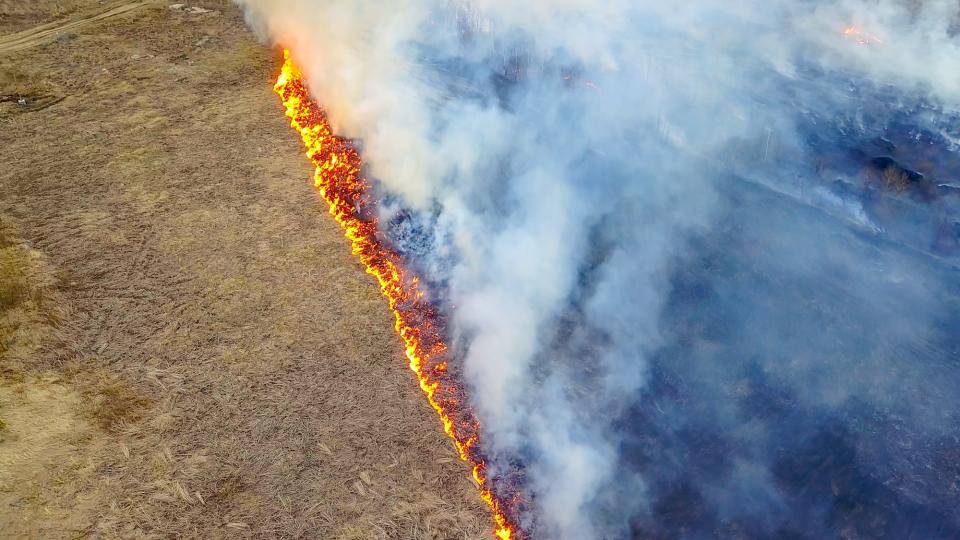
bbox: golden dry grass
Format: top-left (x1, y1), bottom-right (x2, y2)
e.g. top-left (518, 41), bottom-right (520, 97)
top-left (0, 234), bottom-right (29, 312)
top-left (0, 221), bottom-right (60, 361)
top-left (0, 1), bottom-right (489, 538)
top-left (0, 221), bottom-right (99, 538)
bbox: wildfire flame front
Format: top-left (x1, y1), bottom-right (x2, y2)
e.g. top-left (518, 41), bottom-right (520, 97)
top-left (273, 50), bottom-right (519, 540)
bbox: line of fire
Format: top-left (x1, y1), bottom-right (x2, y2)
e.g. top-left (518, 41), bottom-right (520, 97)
top-left (273, 50), bottom-right (521, 540)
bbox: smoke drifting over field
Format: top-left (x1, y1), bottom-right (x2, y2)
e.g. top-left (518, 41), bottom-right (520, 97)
top-left (238, 1), bottom-right (960, 538)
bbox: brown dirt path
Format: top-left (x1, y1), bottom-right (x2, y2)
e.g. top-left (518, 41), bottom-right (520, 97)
top-left (0, 1), bottom-right (157, 52)
top-left (0, 1), bottom-right (488, 538)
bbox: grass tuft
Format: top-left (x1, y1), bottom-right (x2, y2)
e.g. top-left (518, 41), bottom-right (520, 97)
top-left (89, 383), bottom-right (150, 432)
top-left (0, 225), bottom-right (39, 354)
top-left (0, 220), bottom-right (59, 363)
top-left (0, 253), bottom-right (31, 310)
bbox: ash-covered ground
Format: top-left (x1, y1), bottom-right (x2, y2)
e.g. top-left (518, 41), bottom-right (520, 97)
top-left (609, 80), bottom-right (960, 538)
top-left (384, 63), bottom-right (960, 538)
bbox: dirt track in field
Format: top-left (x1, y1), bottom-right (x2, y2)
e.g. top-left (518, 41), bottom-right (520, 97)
top-left (0, 1), bottom-right (155, 53)
top-left (0, 1), bottom-right (488, 538)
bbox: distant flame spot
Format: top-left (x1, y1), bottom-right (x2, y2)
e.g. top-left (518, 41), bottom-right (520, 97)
top-left (843, 25), bottom-right (882, 45)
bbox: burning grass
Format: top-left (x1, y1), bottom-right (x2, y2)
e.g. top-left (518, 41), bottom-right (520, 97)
top-left (0, 1), bottom-right (493, 537)
top-left (274, 51), bottom-right (520, 539)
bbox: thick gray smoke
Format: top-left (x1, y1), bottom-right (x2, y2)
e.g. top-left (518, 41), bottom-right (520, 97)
top-left (237, 1), bottom-right (960, 538)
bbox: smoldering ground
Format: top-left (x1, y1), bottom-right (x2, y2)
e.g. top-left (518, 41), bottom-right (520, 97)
top-left (236, 0), bottom-right (960, 538)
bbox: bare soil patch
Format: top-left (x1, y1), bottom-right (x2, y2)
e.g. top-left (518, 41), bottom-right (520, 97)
top-left (0, 1), bottom-right (488, 538)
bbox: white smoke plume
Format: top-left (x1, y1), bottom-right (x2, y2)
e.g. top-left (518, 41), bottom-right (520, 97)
top-left (236, 1), bottom-right (960, 538)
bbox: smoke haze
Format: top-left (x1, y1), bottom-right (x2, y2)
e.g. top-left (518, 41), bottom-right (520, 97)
top-left (237, 1), bottom-right (960, 537)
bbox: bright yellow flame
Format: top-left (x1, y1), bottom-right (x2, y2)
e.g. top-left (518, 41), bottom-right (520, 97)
top-left (273, 50), bottom-right (517, 540)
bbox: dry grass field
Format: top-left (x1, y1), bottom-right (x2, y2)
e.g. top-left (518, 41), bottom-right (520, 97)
top-left (0, 1), bottom-right (487, 538)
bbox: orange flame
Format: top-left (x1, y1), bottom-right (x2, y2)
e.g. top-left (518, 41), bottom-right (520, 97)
top-left (843, 25), bottom-right (882, 45)
top-left (273, 50), bottom-right (519, 540)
